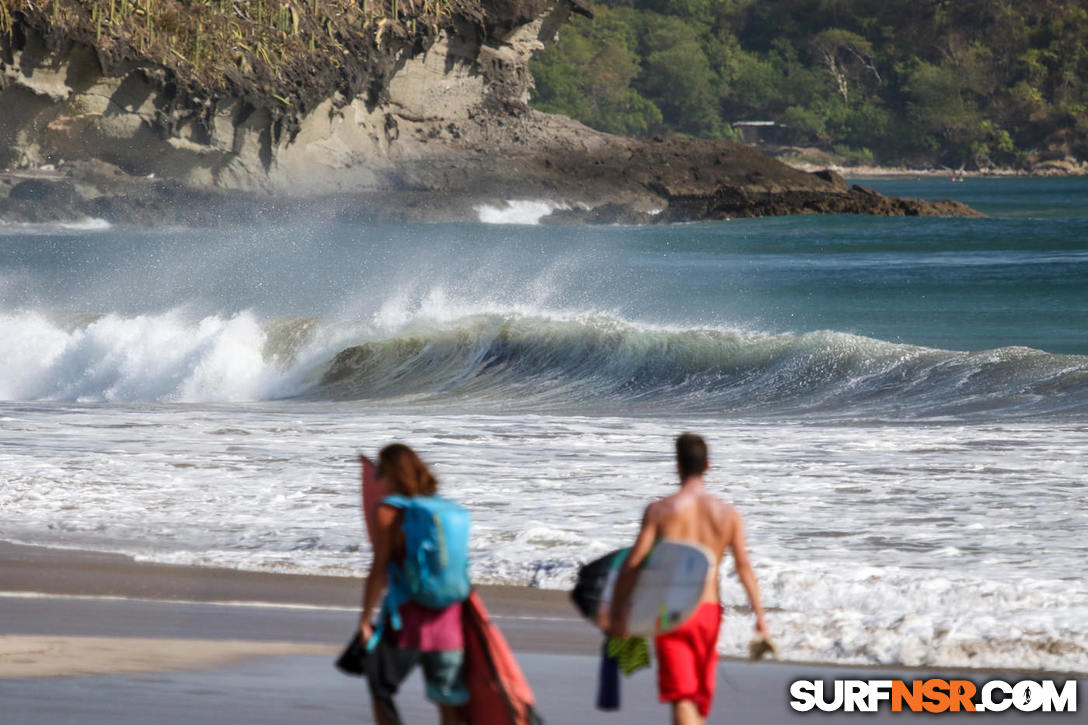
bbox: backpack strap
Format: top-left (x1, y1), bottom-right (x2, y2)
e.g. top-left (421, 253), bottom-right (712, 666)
top-left (381, 494), bottom-right (411, 509)
top-left (366, 598), bottom-right (392, 653)
top-left (371, 494), bottom-right (413, 639)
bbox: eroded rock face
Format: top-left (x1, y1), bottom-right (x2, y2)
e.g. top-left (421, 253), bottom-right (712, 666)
top-left (0, 1), bottom-right (981, 223)
top-left (0, 0), bottom-right (577, 193)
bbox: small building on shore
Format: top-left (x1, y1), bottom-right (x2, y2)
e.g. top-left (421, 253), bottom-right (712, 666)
top-left (732, 121), bottom-right (793, 146)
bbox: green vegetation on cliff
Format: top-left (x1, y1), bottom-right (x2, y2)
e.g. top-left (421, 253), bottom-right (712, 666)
top-left (530, 0), bottom-right (1088, 168)
top-left (0, 0), bottom-right (535, 128)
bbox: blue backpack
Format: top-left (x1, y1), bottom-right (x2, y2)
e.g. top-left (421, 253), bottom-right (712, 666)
top-left (381, 494), bottom-right (471, 630)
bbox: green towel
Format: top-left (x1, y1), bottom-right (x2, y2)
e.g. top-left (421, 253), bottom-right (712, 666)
top-left (606, 635), bottom-right (651, 676)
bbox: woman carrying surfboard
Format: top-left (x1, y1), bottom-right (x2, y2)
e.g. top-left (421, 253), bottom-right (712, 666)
top-left (356, 445), bottom-right (544, 725)
top-left (607, 433), bottom-right (770, 725)
top-left (360, 444), bottom-right (471, 725)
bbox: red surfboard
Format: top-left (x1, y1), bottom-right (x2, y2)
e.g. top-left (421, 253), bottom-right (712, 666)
top-left (360, 454), bottom-right (385, 544)
top-left (462, 590), bottom-right (543, 725)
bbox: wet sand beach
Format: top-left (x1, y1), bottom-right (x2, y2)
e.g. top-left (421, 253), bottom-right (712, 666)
top-left (1, 542), bottom-right (1084, 724)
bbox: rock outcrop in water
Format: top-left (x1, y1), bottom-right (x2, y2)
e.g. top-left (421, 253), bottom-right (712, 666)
top-left (0, 1), bottom-right (981, 224)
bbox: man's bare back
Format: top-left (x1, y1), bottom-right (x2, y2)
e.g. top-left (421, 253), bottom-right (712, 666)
top-left (646, 485), bottom-right (737, 605)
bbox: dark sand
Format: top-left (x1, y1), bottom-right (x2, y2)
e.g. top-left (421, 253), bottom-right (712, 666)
top-left (0, 542), bottom-right (1083, 724)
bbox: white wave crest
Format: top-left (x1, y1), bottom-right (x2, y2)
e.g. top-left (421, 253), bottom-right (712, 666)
top-left (0, 218), bottom-right (112, 234)
top-left (0, 310), bottom-right (286, 402)
top-left (475, 200), bottom-right (570, 225)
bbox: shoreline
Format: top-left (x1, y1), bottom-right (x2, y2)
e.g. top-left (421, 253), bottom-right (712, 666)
top-left (2, 540), bottom-right (1083, 679)
top-left (3, 540), bottom-right (1085, 724)
top-left (0, 540), bottom-right (571, 619)
top-left (786, 161), bottom-right (1088, 179)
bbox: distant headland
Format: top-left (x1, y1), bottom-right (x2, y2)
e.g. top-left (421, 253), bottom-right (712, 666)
top-left (0, 0), bottom-right (981, 225)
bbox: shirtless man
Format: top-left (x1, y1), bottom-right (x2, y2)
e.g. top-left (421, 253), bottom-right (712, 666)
top-left (608, 433), bottom-right (768, 725)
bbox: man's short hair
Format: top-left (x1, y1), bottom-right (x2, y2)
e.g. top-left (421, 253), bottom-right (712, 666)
top-left (676, 433), bottom-right (708, 478)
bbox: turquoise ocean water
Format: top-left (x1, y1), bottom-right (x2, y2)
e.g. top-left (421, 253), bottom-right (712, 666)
top-left (0, 177), bottom-right (1085, 671)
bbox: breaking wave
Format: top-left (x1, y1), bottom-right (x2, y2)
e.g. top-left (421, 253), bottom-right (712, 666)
top-left (474, 199), bottom-right (570, 225)
top-left (0, 217), bottom-right (112, 234)
top-left (1, 307), bottom-right (1086, 417)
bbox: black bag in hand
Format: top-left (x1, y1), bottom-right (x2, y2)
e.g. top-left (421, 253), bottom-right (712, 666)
top-left (334, 625), bottom-right (405, 725)
top-left (335, 632), bottom-right (366, 676)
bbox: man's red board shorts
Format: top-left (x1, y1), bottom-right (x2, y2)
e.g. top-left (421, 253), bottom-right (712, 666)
top-left (654, 602), bottom-right (723, 718)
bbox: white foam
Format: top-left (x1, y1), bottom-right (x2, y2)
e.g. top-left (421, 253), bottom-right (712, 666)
top-left (2, 409), bottom-right (1086, 671)
top-left (475, 200), bottom-right (569, 225)
top-left (57, 217), bottom-right (112, 231)
top-left (0, 310), bottom-right (290, 402)
top-left (0, 217), bottom-right (112, 234)
top-left (717, 560), bottom-right (1088, 672)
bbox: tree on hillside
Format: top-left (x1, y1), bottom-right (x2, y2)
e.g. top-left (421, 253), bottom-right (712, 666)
top-left (530, 0), bottom-right (1088, 167)
top-left (638, 18), bottom-right (723, 136)
top-left (531, 8), bottom-right (662, 135)
top-left (809, 28), bottom-right (880, 104)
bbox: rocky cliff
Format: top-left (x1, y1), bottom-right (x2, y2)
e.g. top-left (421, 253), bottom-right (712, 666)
top-left (0, 0), bottom-right (980, 224)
